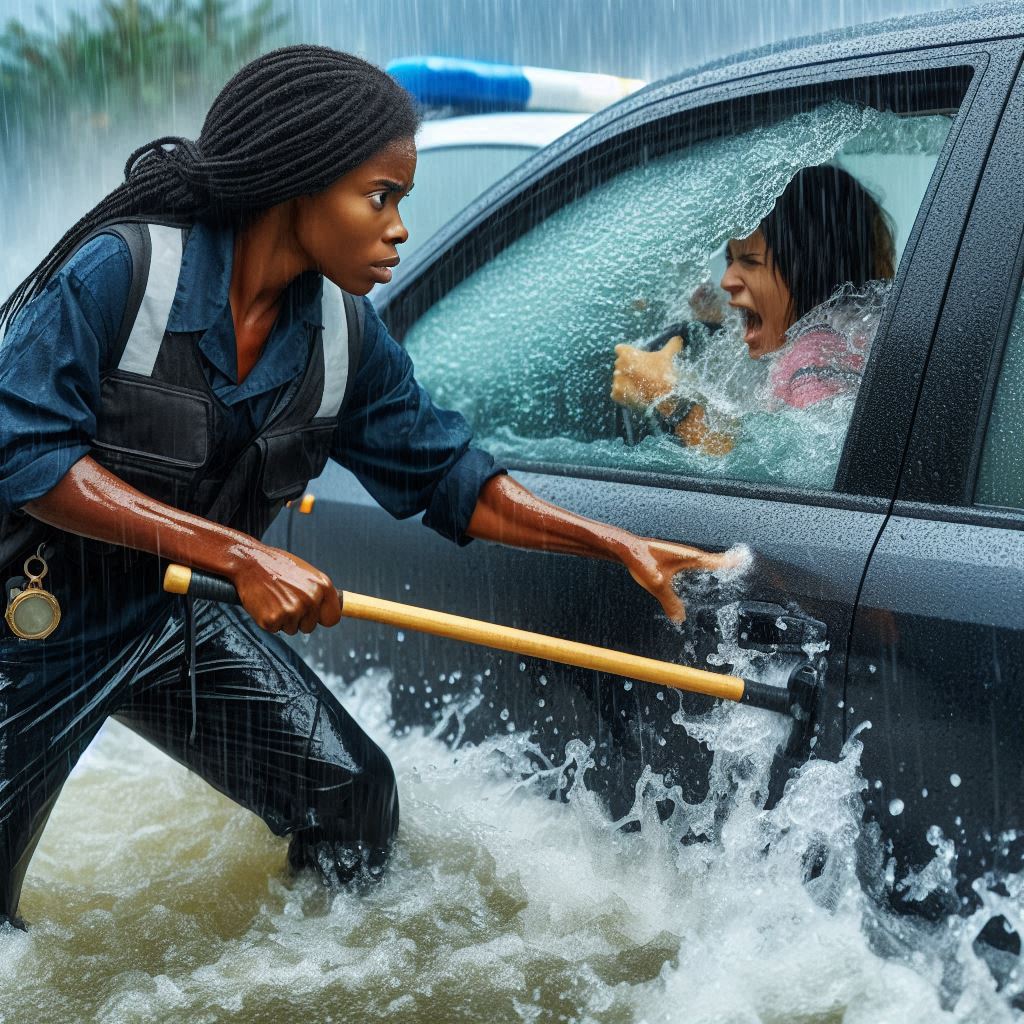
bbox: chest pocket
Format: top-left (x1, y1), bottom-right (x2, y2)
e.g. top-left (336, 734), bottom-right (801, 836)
top-left (93, 373), bottom-right (213, 469)
top-left (259, 422), bottom-right (336, 501)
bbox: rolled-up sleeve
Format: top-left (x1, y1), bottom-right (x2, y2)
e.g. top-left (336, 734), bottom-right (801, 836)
top-left (0, 235), bottom-right (129, 512)
top-left (331, 300), bottom-right (504, 545)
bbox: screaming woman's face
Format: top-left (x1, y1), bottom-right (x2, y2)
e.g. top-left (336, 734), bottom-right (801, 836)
top-left (292, 137), bottom-right (416, 295)
top-left (719, 229), bottom-right (795, 359)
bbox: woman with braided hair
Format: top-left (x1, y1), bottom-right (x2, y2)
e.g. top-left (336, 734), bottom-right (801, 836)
top-left (0, 45), bottom-right (732, 926)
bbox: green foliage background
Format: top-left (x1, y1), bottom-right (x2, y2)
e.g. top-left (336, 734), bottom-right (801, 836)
top-left (0, 0), bottom-right (290, 286)
top-left (0, 0), bottom-right (287, 152)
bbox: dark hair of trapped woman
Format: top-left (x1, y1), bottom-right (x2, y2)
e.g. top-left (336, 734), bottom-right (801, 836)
top-left (610, 164), bottom-right (896, 451)
top-left (0, 45), bottom-right (734, 927)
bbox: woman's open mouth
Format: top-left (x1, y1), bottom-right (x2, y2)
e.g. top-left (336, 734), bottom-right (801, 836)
top-left (740, 307), bottom-right (763, 342)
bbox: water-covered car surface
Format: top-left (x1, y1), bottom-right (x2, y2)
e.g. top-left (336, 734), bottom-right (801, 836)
top-left (272, 3), bottom-right (1024, 937)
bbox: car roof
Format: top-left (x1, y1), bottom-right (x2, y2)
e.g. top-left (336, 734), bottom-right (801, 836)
top-left (630, 2), bottom-right (1020, 105)
top-left (416, 112), bottom-right (589, 150)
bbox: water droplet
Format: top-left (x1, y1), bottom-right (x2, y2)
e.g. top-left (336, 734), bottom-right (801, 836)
top-left (518, 662), bottom-right (526, 671)
top-left (889, 798), bottom-right (905, 816)
top-left (623, 681), bottom-right (633, 691)
top-left (537, 698), bottom-right (545, 708)
top-left (396, 631), bottom-right (405, 642)
top-left (921, 788), bottom-right (928, 798)
top-left (539, 675), bottom-right (548, 686)
top-left (868, 663), bottom-right (877, 674)
top-left (499, 708), bottom-right (510, 720)
top-left (950, 773), bottom-right (962, 788)
top-left (656, 691), bottom-right (665, 701)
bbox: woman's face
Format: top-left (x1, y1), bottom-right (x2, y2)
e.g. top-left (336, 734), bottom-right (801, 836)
top-left (292, 137), bottom-right (416, 295)
top-left (719, 229), bottom-right (794, 359)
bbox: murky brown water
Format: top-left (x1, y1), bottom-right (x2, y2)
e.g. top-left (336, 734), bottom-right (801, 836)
top-left (0, 671), bottom-right (1017, 1024)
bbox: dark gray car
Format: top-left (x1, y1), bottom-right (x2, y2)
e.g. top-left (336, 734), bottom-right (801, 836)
top-left (269, 4), bottom-right (1024, 931)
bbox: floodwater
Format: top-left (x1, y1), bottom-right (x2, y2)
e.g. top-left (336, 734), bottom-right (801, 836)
top-left (1, 656), bottom-right (1020, 1023)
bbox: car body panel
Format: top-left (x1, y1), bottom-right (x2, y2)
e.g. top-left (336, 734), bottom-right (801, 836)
top-left (283, 461), bottom-right (884, 816)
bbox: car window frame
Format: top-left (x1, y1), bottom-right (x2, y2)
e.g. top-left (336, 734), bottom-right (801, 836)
top-left (378, 42), bottom-right (1018, 512)
top-left (891, 52), bottom-right (1024, 530)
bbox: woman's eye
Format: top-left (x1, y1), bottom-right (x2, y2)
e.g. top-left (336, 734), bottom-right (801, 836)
top-left (370, 192), bottom-right (387, 211)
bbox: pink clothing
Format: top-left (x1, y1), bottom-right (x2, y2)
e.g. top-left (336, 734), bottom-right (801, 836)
top-left (769, 325), bottom-right (868, 409)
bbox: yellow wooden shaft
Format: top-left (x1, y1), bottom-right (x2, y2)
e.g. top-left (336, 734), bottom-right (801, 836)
top-left (162, 564), bottom-right (747, 703)
top-left (339, 590), bottom-right (746, 702)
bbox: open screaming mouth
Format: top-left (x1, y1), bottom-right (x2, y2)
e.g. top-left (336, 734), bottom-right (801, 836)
top-left (741, 308), bottom-right (763, 336)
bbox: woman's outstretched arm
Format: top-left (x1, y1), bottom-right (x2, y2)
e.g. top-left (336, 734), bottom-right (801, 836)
top-left (466, 474), bottom-right (739, 622)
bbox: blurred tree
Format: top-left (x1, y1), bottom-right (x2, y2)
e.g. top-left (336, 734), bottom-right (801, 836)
top-left (0, 0), bottom-right (287, 151)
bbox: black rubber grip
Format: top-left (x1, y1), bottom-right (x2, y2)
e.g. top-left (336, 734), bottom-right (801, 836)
top-left (188, 569), bottom-right (242, 606)
top-left (739, 678), bottom-right (794, 716)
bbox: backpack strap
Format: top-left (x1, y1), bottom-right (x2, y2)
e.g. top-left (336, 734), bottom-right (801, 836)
top-left (340, 291), bottom-right (365, 413)
top-left (108, 222), bottom-right (152, 367)
top-left (315, 282), bottom-right (365, 419)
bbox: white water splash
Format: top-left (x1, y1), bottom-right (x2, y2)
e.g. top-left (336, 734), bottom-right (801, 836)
top-left (0, 663), bottom-right (1020, 1023)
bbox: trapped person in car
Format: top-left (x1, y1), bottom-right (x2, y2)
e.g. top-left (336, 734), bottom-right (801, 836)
top-left (610, 165), bottom-right (896, 452)
top-left (0, 46), bottom-right (736, 928)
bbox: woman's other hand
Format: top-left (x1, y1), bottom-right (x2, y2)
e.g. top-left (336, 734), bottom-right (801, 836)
top-left (231, 546), bottom-right (342, 635)
top-left (619, 537), bottom-right (745, 623)
top-left (688, 281), bottom-right (725, 325)
top-left (611, 335), bottom-right (683, 411)
top-left (676, 405), bottom-right (735, 456)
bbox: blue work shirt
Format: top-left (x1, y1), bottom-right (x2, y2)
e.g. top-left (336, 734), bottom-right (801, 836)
top-left (0, 222), bottom-right (501, 545)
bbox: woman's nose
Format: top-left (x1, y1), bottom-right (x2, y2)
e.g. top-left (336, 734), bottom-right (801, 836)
top-left (720, 264), bottom-right (741, 294)
top-left (386, 215), bottom-right (409, 246)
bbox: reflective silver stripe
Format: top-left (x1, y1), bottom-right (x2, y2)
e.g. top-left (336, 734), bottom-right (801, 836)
top-left (118, 224), bottom-right (183, 376)
top-left (315, 280), bottom-right (350, 419)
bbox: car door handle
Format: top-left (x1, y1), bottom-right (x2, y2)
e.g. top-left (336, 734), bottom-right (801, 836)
top-left (735, 601), bottom-right (826, 654)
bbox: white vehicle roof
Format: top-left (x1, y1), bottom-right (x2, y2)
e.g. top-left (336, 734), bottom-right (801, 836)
top-left (416, 112), bottom-right (589, 151)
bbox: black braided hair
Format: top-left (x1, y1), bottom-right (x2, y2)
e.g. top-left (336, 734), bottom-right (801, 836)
top-left (0, 44), bottom-right (419, 334)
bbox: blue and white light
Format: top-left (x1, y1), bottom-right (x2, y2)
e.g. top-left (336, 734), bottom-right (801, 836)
top-left (387, 57), bottom-right (646, 114)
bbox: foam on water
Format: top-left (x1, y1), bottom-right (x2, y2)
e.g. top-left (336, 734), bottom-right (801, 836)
top-left (1, 660), bottom-right (1021, 1023)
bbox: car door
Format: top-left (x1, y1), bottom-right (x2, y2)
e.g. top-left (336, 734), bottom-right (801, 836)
top-left (272, 41), bottom-right (1013, 823)
top-left (847, 55), bottom-right (1024, 910)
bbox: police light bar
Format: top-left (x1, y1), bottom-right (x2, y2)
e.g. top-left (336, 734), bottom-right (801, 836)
top-left (387, 56), bottom-right (646, 114)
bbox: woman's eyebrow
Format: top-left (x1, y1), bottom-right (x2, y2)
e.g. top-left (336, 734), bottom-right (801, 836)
top-left (371, 178), bottom-right (413, 194)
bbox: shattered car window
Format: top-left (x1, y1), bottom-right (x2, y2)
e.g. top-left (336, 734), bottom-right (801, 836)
top-left (404, 102), bottom-right (955, 490)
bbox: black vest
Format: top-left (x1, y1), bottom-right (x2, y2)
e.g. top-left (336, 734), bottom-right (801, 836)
top-left (0, 221), bottom-right (363, 573)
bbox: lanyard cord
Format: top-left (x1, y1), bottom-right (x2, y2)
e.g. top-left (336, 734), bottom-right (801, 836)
top-left (180, 593), bottom-right (198, 743)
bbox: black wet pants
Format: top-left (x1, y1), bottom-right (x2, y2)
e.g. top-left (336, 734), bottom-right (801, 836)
top-left (0, 595), bottom-right (398, 923)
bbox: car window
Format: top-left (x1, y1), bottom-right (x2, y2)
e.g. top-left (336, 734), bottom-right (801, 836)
top-left (402, 145), bottom-right (535, 258)
top-left (403, 95), bottom-right (960, 491)
top-left (976, 295), bottom-right (1024, 510)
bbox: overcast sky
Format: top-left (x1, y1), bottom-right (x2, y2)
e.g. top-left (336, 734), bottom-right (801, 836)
top-left (0, 0), bottom-right (1004, 81)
